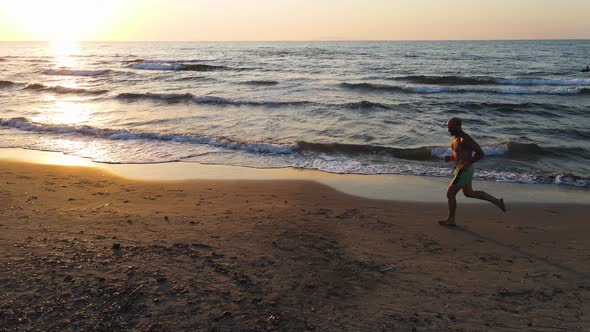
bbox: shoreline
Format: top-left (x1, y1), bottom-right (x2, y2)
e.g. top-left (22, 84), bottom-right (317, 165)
top-left (0, 147), bottom-right (588, 204)
top-left (1, 156), bottom-right (589, 330)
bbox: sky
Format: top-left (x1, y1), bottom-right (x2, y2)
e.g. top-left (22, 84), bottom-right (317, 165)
top-left (0, 0), bottom-right (589, 41)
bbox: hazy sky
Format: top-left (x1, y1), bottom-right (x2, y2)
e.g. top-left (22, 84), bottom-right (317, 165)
top-left (1, 0), bottom-right (589, 41)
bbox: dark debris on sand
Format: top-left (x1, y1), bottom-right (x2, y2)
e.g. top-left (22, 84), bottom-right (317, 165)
top-left (0, 232), bottom-right (458, 331)
top-left (2, 216), bottom-right (589, 331)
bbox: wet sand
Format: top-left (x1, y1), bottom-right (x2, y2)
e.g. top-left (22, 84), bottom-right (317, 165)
top-left (1, 160), bottom-right (589, 331)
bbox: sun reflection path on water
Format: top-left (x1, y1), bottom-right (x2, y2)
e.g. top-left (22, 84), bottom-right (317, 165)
top-left (39, 41), bottom-right (103, 126)
top-left (49, 40), bottom-right (80, 68)
top-left (32, 99), bottom-right (95, 125)
top-left (22, 41), bottom-right (114, 167)
top-left (40, 40), bottom-right (88, 97)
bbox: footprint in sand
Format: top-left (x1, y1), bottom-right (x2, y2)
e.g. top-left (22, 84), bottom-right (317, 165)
top-left (544, 209), bottom-right (560, 216)
top-left (335, 208), bottom-right (360, 220)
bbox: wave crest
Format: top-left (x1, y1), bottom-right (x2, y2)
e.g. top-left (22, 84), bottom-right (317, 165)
top-left (554, 174), bottom-right (590, 187)
top-left (398, 75), bottom-right (590, 86)
top-left (400, 75), bottom-right (496, 85)
top-left (340, 82), bottom-right (586, 95)
top-left (296, 141), bottom-right (560, 161)
top-left (0, 117), bottom-right (296, 154)
top-left (344, 101), bottom-right (392, 110)
top-left (43, 69), bottom-right (111, 77)
top-left (125, 59), bottom-right (216, 64)
top-left (0, 80), bottom-right (17, 88)
top-left (131, 63), bottom-right (226, 71)
top-left (241, 80), bottom-right (279, 86)
top-left (116, 92), bottom-right (313, 107)
top-left (1, 117), bottom-right (587, 187)
top-left (24, 83), bottom-right (108, 95)
top-left (1, 117), bottom-right (569, 162)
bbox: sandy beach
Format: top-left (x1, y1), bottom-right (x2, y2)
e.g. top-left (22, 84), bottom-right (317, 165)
top-left (1, 158), bottom-right (589, 331)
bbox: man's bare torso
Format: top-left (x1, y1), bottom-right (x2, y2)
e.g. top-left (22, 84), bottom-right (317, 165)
top-left (451, 134), bottom-right (475, 167)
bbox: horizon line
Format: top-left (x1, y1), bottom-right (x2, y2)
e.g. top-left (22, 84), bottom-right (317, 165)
top-left (1, 38), bottom-right (589, 43)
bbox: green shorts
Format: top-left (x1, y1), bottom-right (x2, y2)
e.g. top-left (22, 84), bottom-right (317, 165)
top-left (451, 165), bottom-right (474, 188)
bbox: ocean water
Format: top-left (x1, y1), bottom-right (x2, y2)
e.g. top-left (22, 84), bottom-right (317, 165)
top-left (1, 40), bottom-right (589, 187)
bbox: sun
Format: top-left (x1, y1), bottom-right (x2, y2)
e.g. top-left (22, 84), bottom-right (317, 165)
top-left (4, 0), bottom-right (120, 42)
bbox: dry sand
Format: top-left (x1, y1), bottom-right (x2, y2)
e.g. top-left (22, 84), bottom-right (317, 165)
top-left (1, 160), bottom-right (589, 331)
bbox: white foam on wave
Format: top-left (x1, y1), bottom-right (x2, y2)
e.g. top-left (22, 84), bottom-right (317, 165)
top-left (288, 153), bottom-right (587, 186)
top-left (1, 119), bottom-right (587, 188)
top-left (430, 145), bottom-right (508, 158)
top-left (0, 117), bottom-right (296, 155)
top-left (554, 174), bottom-right (589, 187)
top-left (494, 78), bottom-right (590, 86)
top-left (430, 147), bottom-right (452, 158)
top-left (43, 69), bottom-right (110, 77)
top-left (289, 154), bottom-right (547, 184)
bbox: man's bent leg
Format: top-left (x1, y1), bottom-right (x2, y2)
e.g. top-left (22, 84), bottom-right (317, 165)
top-left (463, 182), bottom-right (506, 212)
top-left (439, 184), bottom-right (462, 226)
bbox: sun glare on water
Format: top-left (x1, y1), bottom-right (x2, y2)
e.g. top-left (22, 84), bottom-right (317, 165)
top-left (50, 40), bottom-right (79, 55)
top-left (33, 100), bottom-right (93, 125)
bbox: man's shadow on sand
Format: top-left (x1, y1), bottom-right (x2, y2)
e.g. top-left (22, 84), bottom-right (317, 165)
top-left (446, 225), bottom-right (589, 280)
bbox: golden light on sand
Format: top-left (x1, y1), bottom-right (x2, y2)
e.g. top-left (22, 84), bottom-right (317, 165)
top-left (38, 151), bottom-right (95, 167)
top-left (0, 148), bottom-right (94, 166)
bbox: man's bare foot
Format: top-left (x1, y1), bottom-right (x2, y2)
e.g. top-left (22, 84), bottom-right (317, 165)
top-left (498, 198), bottom-right (506, 212)
top-left (438, 219), bottom-right (456, 227)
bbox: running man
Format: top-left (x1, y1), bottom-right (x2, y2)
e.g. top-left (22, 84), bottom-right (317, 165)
top-left (438, 117), bottom-right (506, 226)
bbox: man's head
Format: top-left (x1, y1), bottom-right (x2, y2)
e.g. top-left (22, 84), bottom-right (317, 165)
top-left (446, 117), bottom-right (462, 137)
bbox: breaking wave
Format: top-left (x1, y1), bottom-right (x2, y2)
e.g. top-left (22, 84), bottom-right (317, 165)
top-left (43, 69), bottom-right (112, 77)
top-left (340, 82), bottom-right (589, 95)
top-left (344, 101), bottom-right (392, 110)
top-left (397, 75), bottom-right (590, 86)
top-left (295, 141), bottom-right (553, 160)
top-left (399, 75), bottom-right (496, 85)
top-left (116, 92), bottom-right (314, 107)
top-left (2, 117), bottom-right (561, 160)
top-left (0, 80), bottom-right (17, 88)
top-left (1, 117), bottom-right (587, 187)
top-left (24, 83), bottom-right (108, 95)
top-left (124, 59), bottom-right (216, 64)
top-left (241, 80), bottom-right (279, 86)
top-left (0, 117), bottom-right (296, 154)
top-left (131, 63), bottom-right (227, 71)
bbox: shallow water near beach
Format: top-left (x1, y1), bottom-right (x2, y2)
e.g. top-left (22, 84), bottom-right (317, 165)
top-left (1, 40), bottom-right (589, 187)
